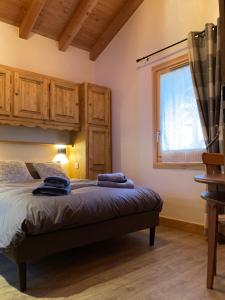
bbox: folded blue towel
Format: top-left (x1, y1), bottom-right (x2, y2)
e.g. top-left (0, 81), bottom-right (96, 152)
top-left (97, 172), bottom-right (127, 183)
top-left (43, 182), bottom-right (67, 189)
top-left (44, 176), bottom-right (70, 187)
top-left (97, 179), bottom-right (134, 189)
top-left (32, 183), bottom-right (71, 196)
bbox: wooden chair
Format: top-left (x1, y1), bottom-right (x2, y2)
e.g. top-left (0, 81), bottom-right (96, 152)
top-left (201, 152), bottom-right (225, 289)
top-left (202, 152), bottom-right (224, 176)
top-left (202, 152), bottom-right (225, 239)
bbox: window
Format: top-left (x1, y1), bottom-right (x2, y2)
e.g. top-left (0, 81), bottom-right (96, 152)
top-left (152, 54), bottom-right (205, 169)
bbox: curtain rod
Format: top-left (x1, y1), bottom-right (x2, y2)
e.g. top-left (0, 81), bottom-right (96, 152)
top-left (136, 28), bottom-right (208, 63)
top-left (136, 38), bottom-right (187, 63)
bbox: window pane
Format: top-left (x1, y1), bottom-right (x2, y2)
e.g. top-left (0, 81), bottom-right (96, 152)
top-left (160, 65), bottom-right (205, 152)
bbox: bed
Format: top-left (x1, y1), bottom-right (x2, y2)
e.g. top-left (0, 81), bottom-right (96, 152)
top-left (0, 179), bottom-right (163, 292)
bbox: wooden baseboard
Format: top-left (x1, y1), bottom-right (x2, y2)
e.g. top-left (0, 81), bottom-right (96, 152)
top-left (159, 216), bottom-right (204, 235)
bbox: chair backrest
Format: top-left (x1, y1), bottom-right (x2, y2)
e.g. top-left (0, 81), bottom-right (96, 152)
top-left (202, 152), bottom-right (224, 174)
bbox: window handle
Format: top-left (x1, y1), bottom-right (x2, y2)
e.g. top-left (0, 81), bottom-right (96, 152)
top-left (156, 130), bottom-right (161, 143)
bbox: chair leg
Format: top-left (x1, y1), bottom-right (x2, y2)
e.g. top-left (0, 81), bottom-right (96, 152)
top-left (207, 202), bottom-right (217, 289)
top-left (17, 262), bottom-right (27, 292)
top-left (149, 227), bottom-right (155, 246)
top-left (214, 207), bottom-right (218, 276)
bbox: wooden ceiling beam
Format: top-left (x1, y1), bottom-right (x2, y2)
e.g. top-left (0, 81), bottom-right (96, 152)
top-left (59, 0), bottom-right (99, 52)
top-left (90, 0), bottom-right (144, 61)
top-left (19, 0), bottom-right (47, 39)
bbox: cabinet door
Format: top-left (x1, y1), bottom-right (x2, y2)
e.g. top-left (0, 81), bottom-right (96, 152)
top-left (50, 80), bottom-right (79, 124)
top-left (88, 126), bottom-right (111, 179)
top-left (13, 71), bottom-right (49, 120)
top-left (87, 84), bottom-right (110, 126)
top-left (0, 67), bottom-right (12, 116)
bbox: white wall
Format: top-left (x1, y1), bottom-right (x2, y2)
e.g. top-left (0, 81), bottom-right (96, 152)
top-left (0, 21), bottom-right (94, 82)
top-left (94, 0), bottom-right (219, 225)
top-left (0, 21), bottom-right (94, 163)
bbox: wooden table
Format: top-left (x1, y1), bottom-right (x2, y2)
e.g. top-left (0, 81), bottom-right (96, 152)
top-left (194, 174), bottom-right (225, 185)
top-left (195, 173), bottom-right (225, 289)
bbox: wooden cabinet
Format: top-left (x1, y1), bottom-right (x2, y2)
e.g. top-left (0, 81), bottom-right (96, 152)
top-left (87, 84), bottom-right (110, 126)
top-left (0, 67), bottom-right (12, 116)
top-left (50, 79), bottom-right (79, 124)
top-left (70, 83), bottom-right (111, 179)
top-left (0, 64), bottom-right (80, 130)
top-left (13, 71), bottom-right (49, 120)
top-left (0, 65), bottom-right (111, 180)
top-left (88, 126), bottom-right (111, 179)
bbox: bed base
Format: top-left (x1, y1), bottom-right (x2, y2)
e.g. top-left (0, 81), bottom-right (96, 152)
top-left (3, 211), bottom-right (159, 292)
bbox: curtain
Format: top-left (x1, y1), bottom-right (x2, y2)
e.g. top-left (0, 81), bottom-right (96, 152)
top-left (187, 20), bottom-right (222, 232)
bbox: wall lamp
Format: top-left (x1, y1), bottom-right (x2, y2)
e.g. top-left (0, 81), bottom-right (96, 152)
top-left (53, 145), bottom-right (68, 164)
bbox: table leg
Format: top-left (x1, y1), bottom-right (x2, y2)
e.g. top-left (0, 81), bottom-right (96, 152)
top-left (207, 202), bottom-right (218, 289)
top-left (214, 205), bottom-right (218, 276)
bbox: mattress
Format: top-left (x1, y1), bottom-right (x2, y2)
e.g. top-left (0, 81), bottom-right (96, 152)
top-left (0, 179), bottom-right (163, 249)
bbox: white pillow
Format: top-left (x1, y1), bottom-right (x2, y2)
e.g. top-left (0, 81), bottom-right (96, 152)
top-left (0, 160), bottom-right (33, 182)
top-left (32, 162), bottom-right (68, 179)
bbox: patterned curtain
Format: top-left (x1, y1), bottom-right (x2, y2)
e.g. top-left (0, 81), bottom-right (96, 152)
top-left (187, 20), bottom-right (222, 232)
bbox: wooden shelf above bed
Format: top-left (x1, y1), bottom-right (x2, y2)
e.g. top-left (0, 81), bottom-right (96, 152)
top-left (0, 64), bottom-right (80, 131)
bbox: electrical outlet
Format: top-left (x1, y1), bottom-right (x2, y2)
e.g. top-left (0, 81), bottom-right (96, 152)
top-left (74, 162), bottom-right (79, 169)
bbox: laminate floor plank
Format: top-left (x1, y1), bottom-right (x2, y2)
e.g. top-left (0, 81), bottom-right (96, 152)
top-left (1, 226), bottom-right (225, 299)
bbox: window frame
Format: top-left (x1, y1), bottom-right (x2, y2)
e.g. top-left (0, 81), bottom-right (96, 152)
top-left (152, 54), bottom-right (204, 170)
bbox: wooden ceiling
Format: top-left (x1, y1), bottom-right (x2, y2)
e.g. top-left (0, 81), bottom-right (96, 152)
top-left (0, 0), bottom-right (144, 60)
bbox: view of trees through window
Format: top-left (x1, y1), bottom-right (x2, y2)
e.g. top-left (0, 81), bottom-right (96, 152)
top-left (160, 65), bottom-right (205, 152)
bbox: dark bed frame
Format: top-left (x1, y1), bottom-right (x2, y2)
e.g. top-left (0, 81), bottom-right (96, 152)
top-left (2, 210), bottom-right (159, 292)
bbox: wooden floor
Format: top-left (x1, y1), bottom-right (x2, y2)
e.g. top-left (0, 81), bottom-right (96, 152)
top-left (1, 226), bottom-right (225, 299)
